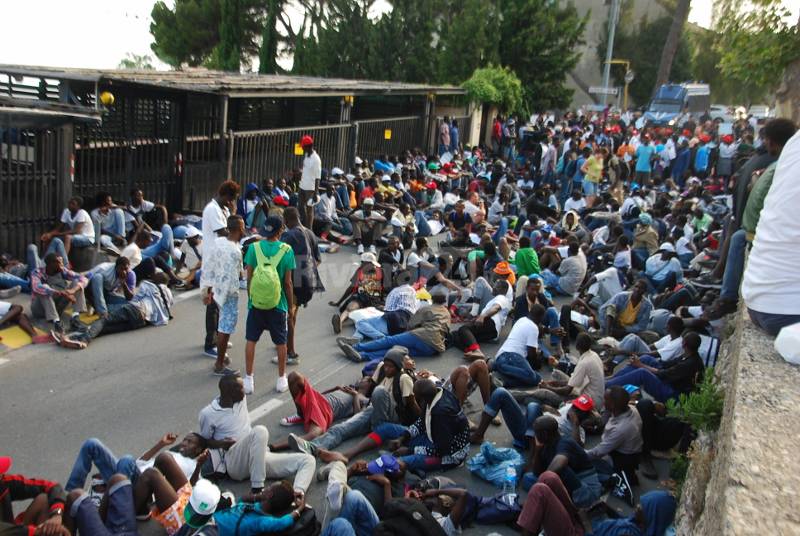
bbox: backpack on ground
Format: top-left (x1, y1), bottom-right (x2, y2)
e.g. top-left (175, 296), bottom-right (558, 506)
top-left (373, 498), bottom-right (447, 536)
top-left (250, 242), bottom-right (290, 310)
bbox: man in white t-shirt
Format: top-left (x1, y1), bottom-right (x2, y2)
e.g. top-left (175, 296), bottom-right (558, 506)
top-left (298, 135), bottom-right (322, 229)
top-left (564, 190), bottom-right (587, 214)
top-left (40, 196), bottom-right (95, 259)
top-left (490, 304), bottom-right (546, 388)
top-left (201, 180), bottom-right (240, 358)
top-left (455, 280), bottom-right (511, 361)
top-left (742, 129), bottom-right (800, 335)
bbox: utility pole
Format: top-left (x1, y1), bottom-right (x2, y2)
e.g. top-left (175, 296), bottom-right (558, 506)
top-left (601, 0), bottom-right (621, 106)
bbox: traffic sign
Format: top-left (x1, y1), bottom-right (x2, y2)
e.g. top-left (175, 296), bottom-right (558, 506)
top-left (589, 86), bottom-right (618, 96)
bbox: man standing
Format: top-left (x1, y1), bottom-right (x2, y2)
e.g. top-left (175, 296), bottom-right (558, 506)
top-left (244, 216), bottom-right (296, 394)
top-left (439, 117), bottom-right (451, 156)
top-left (634, 135), bottom-right (656, 186)
top-left (281, 207), bottom-right (324, 366)
top-left (202, 215), bottom-right (246, 375)
top-left (298, 135), bottom-right (321, 229)
top-left (202, 180), bottom-right (241, 358)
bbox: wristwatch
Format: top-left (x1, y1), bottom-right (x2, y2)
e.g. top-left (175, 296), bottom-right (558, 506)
top-left (50, 507), bottom-right (64, 517)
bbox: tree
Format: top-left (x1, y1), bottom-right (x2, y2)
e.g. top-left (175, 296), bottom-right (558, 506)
top-left (714, 0), bottom-right (800, 99)
top-left (118, 53), bottom-right (155, 70)
top-left (597, 15), bottom-right (693, 107)
top-left (215, 0), bottom-right (244, 71)
top-left (149, 0), bottom-right (273, 68)
top-left (258, 0), bottom-right (286, 74)
top-left (498, 0), bottom-right (587, 111)
top-left (462, 65), bottom-right (523, 114)
top-left (437, 0), bottom-right (500, 85)
top-left (653, 0), bottom-right (691, 94)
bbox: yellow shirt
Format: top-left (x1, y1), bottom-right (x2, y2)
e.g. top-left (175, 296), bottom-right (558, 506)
top-left (618, 299), bottom-right (641, 326)
top-left (585, 155), bottom-right (603, 183)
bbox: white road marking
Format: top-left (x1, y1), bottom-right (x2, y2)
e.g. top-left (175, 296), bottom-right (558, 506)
top-left (0, 358), bottom-right (9, 367)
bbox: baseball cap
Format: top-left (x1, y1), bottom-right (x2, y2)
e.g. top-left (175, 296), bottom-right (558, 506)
top-left (623, 384), bottom-right (641, 395)
top-left (331, 167), bottom-right (345, 176)
top-left (381, 174), bottom-right (391, 182)
top-left (264, 215), bottom-right (284, 236)
top-left (426, 181), bottom-right (437, 190)
top-left (639, 213), bottom-right (653, 226)
top-left (360, 252), bottom-right (380, 266)
top-left (272, 195), bottom-right (289, 207)
top-left (572, 394), bottom-right (594, 412)
top-left (184, 226), bottom-right (202, 239)
top-left (427, 162), bottom-right (440, 171)
top-left (354, 156), bottom-right (363, 165)
top-left (300, 135), bottom-right (313, 147)
top-left (367, 454), bottom-right (401, 475)
top-left (658, 242), bottom-right (675, 253)
top-left (362, 197), bottom-right (375, 206)
top-left (183, 479), bottom-right (221, 528)
top-left (0, 456), bottom-right (12, 474)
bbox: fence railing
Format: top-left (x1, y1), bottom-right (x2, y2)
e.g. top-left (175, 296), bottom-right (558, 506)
top-left (353, 116), bottom-right (426, 162)
top-left (0, 125), bottom-right (66, 258)
top-left (428, 115), bottom-right (473, 155)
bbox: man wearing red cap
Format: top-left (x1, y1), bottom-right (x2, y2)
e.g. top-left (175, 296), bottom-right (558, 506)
top-left (298, 135), bottom-right (321, 230)
top-left (0, 456), bottom-right (69, 535)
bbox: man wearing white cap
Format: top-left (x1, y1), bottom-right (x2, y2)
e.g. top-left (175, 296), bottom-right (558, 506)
top-left (643, 243), bottom-right (683, 293)
top-left (349, 198), bottom-right (386, 255)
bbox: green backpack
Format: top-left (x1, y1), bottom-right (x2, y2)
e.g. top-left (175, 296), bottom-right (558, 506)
top-left (250, 241), bottom-right (290, 310)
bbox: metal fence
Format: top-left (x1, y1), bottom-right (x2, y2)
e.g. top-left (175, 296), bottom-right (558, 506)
top-left (229, 123), bottom-right (354, 189)
top-left (353, 116), bottom-right (426, 162)
top-left (428, 115), bottom-right (473, 154)
top-left (0, 125), bottom-right (66, 258)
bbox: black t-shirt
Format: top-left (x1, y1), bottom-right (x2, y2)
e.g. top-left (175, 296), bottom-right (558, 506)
top-left (348, 476), bottom-right (405, 516)
top-left (540, 436), bottom-right (594, 475)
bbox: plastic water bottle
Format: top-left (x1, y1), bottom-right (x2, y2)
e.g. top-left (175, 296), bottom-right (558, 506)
top-left (501, 466), bottom-right (517, 506)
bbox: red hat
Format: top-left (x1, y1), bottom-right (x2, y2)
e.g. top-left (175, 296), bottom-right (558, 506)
top-left (699, 134), bottom-right (711, 143)
top-left (572, 394), bottom-right (594, 412)
top-left (426, 181), bottom-right (437, 190)
top-left (300, 135), bottom-right (314, 147)
top-left (0, 456), bottom-right (12, 474)
top-left (722, 134), bottom-right (734, 144)
top-left (272, 195), bottom-right (289, 207)
top-left (682, 129), bottom-right (691, 137)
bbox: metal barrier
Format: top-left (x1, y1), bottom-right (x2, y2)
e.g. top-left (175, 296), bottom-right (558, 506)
top-left (428, 115), bottom-right (472, 155)
top-left (0, 124), bottom-right (66, 258)
top-left (353, 116), bottom-right (426, 162)
top-left (229, 123), bottom-right (353, 187)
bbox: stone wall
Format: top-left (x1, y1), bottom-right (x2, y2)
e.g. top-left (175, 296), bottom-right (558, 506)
top-left (676, 308), bottom-right (800, 534)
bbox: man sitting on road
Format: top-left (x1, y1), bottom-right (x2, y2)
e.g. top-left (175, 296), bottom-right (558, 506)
top-left (30, 252), bottom-right (88, 335)
top-left (0, 456), bottom-right (68, 536)
top-left (197, 373), bottom-right (315, 495)
top-left (598, 280), bottom-right (654, 339)
top-left (85, 257), bottom-right (135, 319)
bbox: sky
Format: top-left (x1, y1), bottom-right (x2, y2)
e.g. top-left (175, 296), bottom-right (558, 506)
top-left (0, 0), bottom-right (798, 71)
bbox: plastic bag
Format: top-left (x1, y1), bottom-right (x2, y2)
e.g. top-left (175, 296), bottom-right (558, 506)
top-left (774, 322), bottom-right (800, 365)
top-left (466, 442), bottom-right (525, 488)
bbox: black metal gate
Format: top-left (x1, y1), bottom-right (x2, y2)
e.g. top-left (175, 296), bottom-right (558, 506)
top-left (73, 93), bottom-right (182, 210)
top-left (0, 124), bottom-right (66, 259)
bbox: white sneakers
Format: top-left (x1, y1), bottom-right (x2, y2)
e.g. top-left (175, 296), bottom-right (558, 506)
top-left (276, 375), bottom-right (289, 393)
top-left (243, 374), bottom-right (254, 395)
top-left (369, 245), bottom-right (377, 253)
top-left (356, 244), bottom-right (365, 254)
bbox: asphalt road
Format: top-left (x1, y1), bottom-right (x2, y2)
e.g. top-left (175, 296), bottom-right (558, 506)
top-left (0, 244), bottom-right (662, 535)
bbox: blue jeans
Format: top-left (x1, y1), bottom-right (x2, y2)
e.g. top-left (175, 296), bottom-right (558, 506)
top-left (721, 229), bottom-right (746, 301)
top-left (96, 209), bottom-right (126, 247)
top-left (353, 316), bottom-right (389, 341)
top-left (89, 274), bottom-right (128, 315)
top-left (373, 423), bottom-right (448, 472)
top-left (27, 239), bottom-right (68, 270)
top-left (645, 271), bottom-right (677, 294)
top-left (748, 308), bottom-right (800, 337)
top-left (491, 217), bottom-right (509, 245)
top-left (414, 211), bottom-right (432, 237)
top-left (606, 357), bottom-right (675, 402)
top-left (65, 438), bottom-right (139, 491)
top-left (483, 388), bottom-right (542, 449)
top-left (0, 271), bottom-right (30, 293)
top-left (322, 518), bottom-right (356, 536)
top-left (325, 490), bottom-right (379, 536)
top-left (335, 185), bottom-right (349, 210)
top-left (493, 351), bottom-right (542, 388)
top-left (142, 224), bottom-right (174, 259)
top-left (613, 333), bottom-right (652, 365)
top-left (353, 333), bottom-right (437, 362)
top-left (539, 307), bottom-right (561, 357)
top-left (541, 269), bottom-right (567, 295)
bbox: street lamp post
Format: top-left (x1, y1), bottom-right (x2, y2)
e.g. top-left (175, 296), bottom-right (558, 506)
top-left (600, 0), bottom-right (621, 106)
top-left (605, 59), bottom-right (633, 111)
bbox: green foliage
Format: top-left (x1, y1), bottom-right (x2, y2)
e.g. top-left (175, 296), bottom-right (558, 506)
top-left (597, 14), bottom-right (693, 107)
top-left (258, 0), bottom-right (285, 74)
top-left (714, 0), bottom-right (800, 97)
top-left (462, 66), bottom-right (523, 114)
top-left (215, 0), bottom-right (243, 71)
top-left (436, 0), bottom-right (500, 85)
top-left (667, 368), bottom-right (724, 433)
top-left (498, 0), bottom-right (587, 111)
top-left (669, 452), bottom-right (690, 498)
top-left (149, 0), bottom-right (271, 68)
top-left (118, 53), bottom-right (154, 70)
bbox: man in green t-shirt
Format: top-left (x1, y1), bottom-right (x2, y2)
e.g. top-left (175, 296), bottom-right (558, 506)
top-left (514, 235), bottom-right (540, 277)
top-left (243, 215), bottom-right (296, 394)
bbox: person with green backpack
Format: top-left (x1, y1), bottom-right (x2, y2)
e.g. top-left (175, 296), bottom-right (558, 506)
top-left (244, 216), bottom-right (296, 394)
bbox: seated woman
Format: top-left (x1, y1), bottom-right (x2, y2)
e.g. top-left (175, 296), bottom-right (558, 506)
top-left (329, 253), bottom-right (384, 334)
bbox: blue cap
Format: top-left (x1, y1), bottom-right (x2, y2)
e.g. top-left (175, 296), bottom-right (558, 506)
top-left (623, 384), bottom-right (640, 394)
top-left (367, 454), bottom-right (401, 475)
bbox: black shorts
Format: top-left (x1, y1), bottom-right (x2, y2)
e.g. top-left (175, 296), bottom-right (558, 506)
top-left (294, 287), bottom-right (314, 307)
top-left (245, 307), bottom-right (288, 345)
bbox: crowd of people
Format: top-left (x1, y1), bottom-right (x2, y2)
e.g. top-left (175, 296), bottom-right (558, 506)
top-left (2, 108), bottom-right (799, 536)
